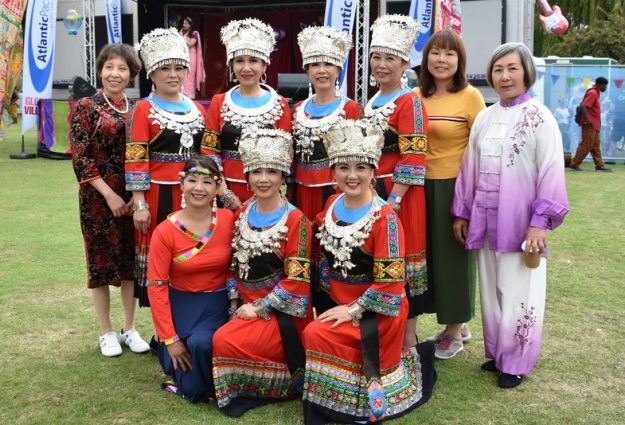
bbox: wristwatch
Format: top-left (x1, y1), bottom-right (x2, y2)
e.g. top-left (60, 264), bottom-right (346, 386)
top-left (388, 193), bottom-right (402, 203)
top-left (133, 200), bottom-right (149, 212)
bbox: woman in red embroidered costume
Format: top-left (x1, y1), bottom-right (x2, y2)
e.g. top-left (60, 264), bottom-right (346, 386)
top-left (125, 28), bottom-right (207, 306)
top-left (301, 121), bottom-right (435, 425)
top-left (148, 157), bottom-right (235, 402)
top-left (212, 128), bottom-right (312, 417)
top-left (201, 18), bottom-right (291, 203)
top-left (364, 15), bottom-right (428, 347)
top-left (70, 43), bottom-right (150, 357)
top-left (292, 26), bottom-right (361, 222)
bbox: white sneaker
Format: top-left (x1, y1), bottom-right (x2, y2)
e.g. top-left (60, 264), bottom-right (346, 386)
top-left (119, 328), bottom-right (150, 354)
top-left (99, 331), bottom-right (122, 357)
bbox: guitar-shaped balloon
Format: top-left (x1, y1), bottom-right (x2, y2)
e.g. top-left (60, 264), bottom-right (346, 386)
top-left (537, 0), bottom-right (569, 36)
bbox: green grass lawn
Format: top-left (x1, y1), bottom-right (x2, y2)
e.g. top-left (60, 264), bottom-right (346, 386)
top-left (1, 119), bottom-right (624, 425)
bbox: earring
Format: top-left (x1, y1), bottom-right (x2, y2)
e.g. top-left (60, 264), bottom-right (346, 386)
top-left (212, 195), bottom-right (218, 214)
top-left (151, 83), bottom-right (156, 94)
top-left (181, 193), bottom-right (187, 208)
top-left (400, 72), bottom-right (408, 89)
top-left (308, 82), bottom-right (313, 98)
top-left (261, 72), bottom-right (267, 84)
top-left (369, 73), bottom-right (377, 87)
top-left (280, 182), bottom-right (288, 198)
top-left (229, 68), bottom-right (238, 83)
top-left (331, 179), bottom-right (337, 189)
top-left (335, 79), bottom-right (341, 97)
top-left (180, 84), bottom-right (184, 95)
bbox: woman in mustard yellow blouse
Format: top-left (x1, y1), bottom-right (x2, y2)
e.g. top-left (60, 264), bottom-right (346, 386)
top-left (414, 30), bottom-right (485, 360)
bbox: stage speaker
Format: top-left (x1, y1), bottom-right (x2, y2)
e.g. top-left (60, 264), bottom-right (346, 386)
top-left (277, 73), bottom-right (309, 103)
top-left (70, 76), bottom-right (97, 99)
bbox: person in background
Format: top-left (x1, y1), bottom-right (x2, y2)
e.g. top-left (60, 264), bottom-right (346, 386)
top-left (452, 42), bottom-right (569, 389)
top-left (201, 18), bottom-right (291, 203)
top-left (415, 30), bottom-right (486, 360)
top-left (569, 76), bottom-right (611, 172)
top-left (70, 43), bottom-right (150, 357)
top-left (148, 157), bottom-right (235, 402)
top-left (179, 17), bottom-right (206, 99)
top-left (364, 14), bottom-right (428, 348)
top-left (212, 128), bottom-right (312, 417)
top-left (554, 99), bottom-right (570, 149)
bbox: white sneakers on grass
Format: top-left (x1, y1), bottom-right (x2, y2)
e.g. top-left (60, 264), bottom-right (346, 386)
top-left (99, 328), bottom-right (150, 357)
top-left (99, 331), bottom-right (122, 357)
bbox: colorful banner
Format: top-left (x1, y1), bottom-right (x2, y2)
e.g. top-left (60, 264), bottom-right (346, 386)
top-left (105, 0), bottom-right (122, 44)
top-left (434, 0), bottom-right (462, 34)
top-left (21, 0), bottom-right (57, 134)
top-left (409, 0), bottom-right (434, 68)
top-left (0, 7), bottom-right (21, 121)
top-left (324, 0), bottom-right (360, 94)
top-left (0, 0), bottom-right (25, 25)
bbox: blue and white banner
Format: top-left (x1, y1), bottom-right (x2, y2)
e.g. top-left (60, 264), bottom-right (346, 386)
top-left (409, 0), bottom-right (434, 68)
top-left (105, 0), bottom-right (122, 44)
top-left (22, 0), bottom-right (57, 134)
top-left (324, 0), bottom-right (359, 94)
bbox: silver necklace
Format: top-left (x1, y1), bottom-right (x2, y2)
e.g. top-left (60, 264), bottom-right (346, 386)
top-left (221, 84), bottom-right (284, 128)
top-left (293, 96), bottom-right (346, 161)
top-left (102, 92), bottom-right (129, 114)
top-left (147, 94), bottom-right (204, 156)
top-left (231, 198), bottom-right (290, 279)
top-left (317, 193), bottom-right (381, 277)
top-left (364, 90), bottom-right (404, 132)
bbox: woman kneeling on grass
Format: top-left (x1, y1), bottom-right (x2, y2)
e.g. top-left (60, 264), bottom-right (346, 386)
top-left (452, 42), bottom-right (569, 388)
top-left (147, 157), bottom-right (235, 402)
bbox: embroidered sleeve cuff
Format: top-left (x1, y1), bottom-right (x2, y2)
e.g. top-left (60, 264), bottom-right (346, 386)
top-left (226, 277), bottom-right (240, 300)
top-left (266, 283), bottom-right (309, 318)
top-left (391, 164), bottom-right (425, 186)
top-left (398, 133), bottom-right (427, 155)
top-left (162, 335), bottom-right (180, 346)
top-left (285, 257), bottom-right (311, 283)
top-left (125, 141), bottom-right (149, 163)
top-left (356, 288), bottom-right (402, 317)
top-left (125, 172), bottom-right (150, 191)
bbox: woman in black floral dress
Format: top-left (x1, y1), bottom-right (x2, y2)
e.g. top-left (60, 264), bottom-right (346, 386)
top-left (70, 44), bottom-right (150, 357)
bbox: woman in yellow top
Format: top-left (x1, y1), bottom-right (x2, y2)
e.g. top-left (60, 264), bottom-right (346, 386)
top-left (414, 30), bottom-right (485, 360)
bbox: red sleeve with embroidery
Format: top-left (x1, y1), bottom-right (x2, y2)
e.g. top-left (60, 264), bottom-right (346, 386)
top-left (70, 98), bottom-right (100, 184)
top-left (356, 206), bottom-right (406, 317)
top-left (125, 101), bottom-right (152, 191)
top-left (387, 93), bottom-right (428, 186)
top-left (147, 223), bottom-right (177, 342)
top-left (265, 210), bottom-right (312, 317)
top-left (200, 94), bottom-right (225, 169)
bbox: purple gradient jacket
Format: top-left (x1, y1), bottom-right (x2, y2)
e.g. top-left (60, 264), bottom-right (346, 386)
top-left (451, 93), bottom-right (569, 255)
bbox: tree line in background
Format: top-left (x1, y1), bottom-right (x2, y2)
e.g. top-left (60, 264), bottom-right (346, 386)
top-left (534, 0), bottom-right (625, 63)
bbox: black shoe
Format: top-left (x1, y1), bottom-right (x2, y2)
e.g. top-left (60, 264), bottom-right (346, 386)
top-left (498, 373), bottom-right (522, 388)
top-left (481, 360), bottom-right (499, 373)
top-left (569, 166), bottom-right (583, 171)
top-left (596, 166), bottom-right (612, 172)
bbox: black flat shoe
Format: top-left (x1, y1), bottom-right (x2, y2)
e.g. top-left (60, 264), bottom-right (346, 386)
top-left (498, 372), bottom-right (522, 388)
top-left (480, 360), bottom-right (499, 373)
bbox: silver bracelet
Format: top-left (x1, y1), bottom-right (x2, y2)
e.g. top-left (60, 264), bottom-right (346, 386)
top-left (219, 188), bottom-right (238, 208)
top-left (133, 200), bottom-right (149, 211)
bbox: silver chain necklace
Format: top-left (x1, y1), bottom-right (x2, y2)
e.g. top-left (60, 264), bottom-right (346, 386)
top-left (147, 94), bottom-right (204, 156)
top-left (221, 84), bottom-right (283, 128)
top-left (293, 96), bottom-right (346, 161)
top-left (364, 90), bottom-right (404, 132)
top-left (317, 193), bottom-right (381, 277)
top-left (232, 198), bottom-right (290, 280)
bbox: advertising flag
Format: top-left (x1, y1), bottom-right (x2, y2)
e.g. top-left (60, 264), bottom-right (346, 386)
top-left (324, 0), bottom-right (360, 94)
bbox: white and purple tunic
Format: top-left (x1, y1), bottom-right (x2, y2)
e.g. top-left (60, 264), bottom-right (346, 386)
top-left (452, 92), bottom-right (569, 375)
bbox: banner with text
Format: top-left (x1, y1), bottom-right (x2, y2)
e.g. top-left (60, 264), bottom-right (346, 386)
top-left (324, 0), bottom-right (359, 94)
top-left (22, 0), bottom-right (57, 134)
top-left (105, 0), bottom-right (122, 44)
top-left (409, 0), bottom-right (434, 68)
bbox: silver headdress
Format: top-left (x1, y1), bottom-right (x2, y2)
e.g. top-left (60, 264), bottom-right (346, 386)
top-left (239, 128), bottom-right (293, 173)
top-left (322, 120), bottom-right (383, 168)
top-left (370, 14), bottom-right (421, 61)
top-left (138, 28), bottom-right (190, 77)
top-left (298, 26), bottom-right (353, 69)
top-left (220, 18), bottom-right (276, 65)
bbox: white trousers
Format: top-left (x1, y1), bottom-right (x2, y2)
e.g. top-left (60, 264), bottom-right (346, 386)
top-left (477, 240), bottom-right (546, 376)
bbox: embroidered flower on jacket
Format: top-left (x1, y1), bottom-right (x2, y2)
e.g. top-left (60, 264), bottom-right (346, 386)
top-left (507, 105), bottom-right (544, 167)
